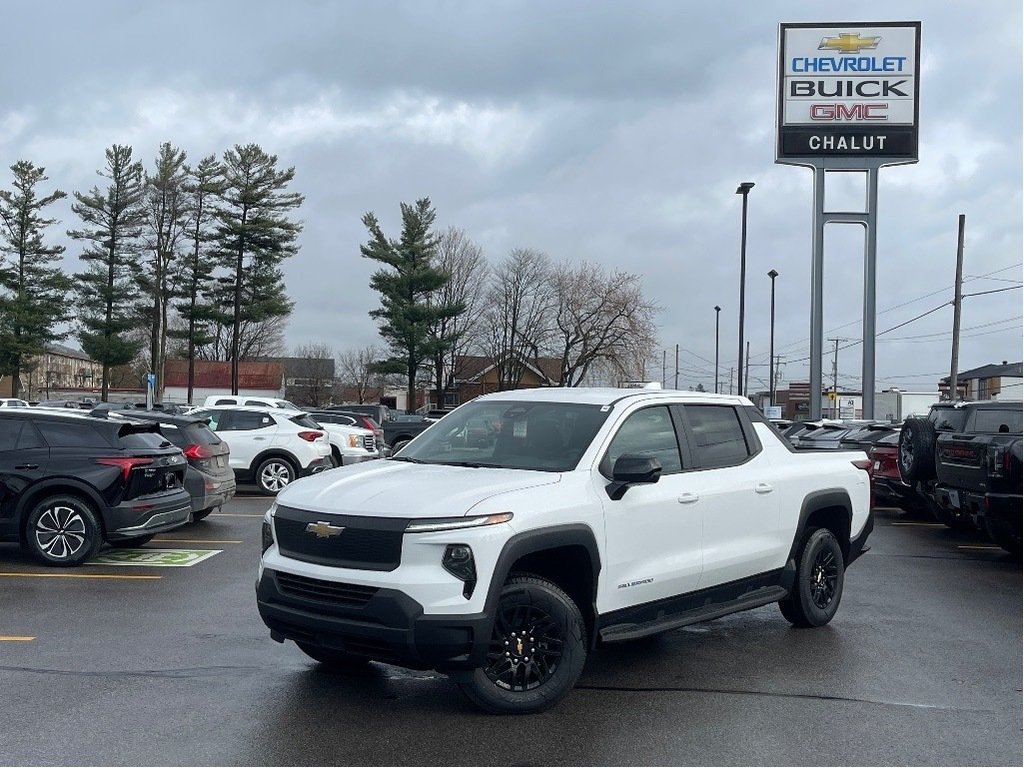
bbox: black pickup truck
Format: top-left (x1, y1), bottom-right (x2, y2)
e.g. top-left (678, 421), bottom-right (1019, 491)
top-left (900, 401), bottom-right (1022, 552)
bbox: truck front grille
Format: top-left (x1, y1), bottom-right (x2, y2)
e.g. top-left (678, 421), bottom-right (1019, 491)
top-left (276, 572), bottom-right (379, 608)
top-left (273, 505), bottom-right (407, 571)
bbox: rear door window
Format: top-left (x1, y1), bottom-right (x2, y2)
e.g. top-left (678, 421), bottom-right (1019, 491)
top-left (0, 418), bottom-right (20, 451)
top-left (682, 405), bottom-right (752, 469)
top-left (229, 411), bottom-right (275, 431)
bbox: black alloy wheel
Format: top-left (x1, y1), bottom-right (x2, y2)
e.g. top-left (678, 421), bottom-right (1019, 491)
top-left (808, 545), bottom-right (839, 610)
top-left (457, 575), bottom-right (586, 714)
top-left (778, 527), bottom-right (845, 628)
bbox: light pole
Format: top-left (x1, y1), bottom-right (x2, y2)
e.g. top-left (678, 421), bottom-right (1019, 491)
top-left (768, 269), bottom-right (778, 406)
top-left (714, 305), bottom-right (721, 394)
top-left (735, 181), bottom-right (754, 397)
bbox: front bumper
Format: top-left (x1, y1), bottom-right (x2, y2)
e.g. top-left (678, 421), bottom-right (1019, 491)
top-left (256, 568), bottom-right (490, 670)
top-left (104, 490), bottom-right (193, 540)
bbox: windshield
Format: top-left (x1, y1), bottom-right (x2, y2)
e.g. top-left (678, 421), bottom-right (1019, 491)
top-left (396, 399), bottom-right (610, 471)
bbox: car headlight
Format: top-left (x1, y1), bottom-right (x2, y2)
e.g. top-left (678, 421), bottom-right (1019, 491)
top-left (405, 512), bottom-right (513, 533)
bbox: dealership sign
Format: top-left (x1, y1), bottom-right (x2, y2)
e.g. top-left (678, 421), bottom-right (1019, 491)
top-left (777, 22), bottom-right (921, 162)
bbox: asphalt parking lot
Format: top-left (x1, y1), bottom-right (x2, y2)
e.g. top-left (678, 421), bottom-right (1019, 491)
top-left (1, 494), bottom-right (1020, 766)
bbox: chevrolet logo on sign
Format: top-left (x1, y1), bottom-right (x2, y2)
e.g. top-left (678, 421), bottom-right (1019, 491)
top-left (306, 521), bottom-right (345, 538)
top-left (818, 32), bottom-right (881, 53)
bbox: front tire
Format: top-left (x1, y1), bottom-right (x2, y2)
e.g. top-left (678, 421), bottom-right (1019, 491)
top-left (779, 528), bottom-right (845, 628)
top-left (255, 457), bottom-right (296, 495)
top-left (24, 495), bottom-right (103, 567)
top-left (457, 575), bottom-right (587, 715)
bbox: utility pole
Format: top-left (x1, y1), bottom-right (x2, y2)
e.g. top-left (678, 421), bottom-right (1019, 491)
top-left (827, 337), bottom-right (845, 418)
top-left (662, 349), bottom-right (666, 388)
top-left (728, 366), bottom-right (734, 396)
top-left (674, 344), bottom-right (679, 390)
top-left (949, 214), bottom-right (966, 401)
top-left (744, 342), bottom-right (751, 401)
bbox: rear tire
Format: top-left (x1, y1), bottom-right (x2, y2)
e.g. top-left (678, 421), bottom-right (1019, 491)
top-left (23, 495), bottom-right (103, 567)
top-left (779, 528), bottom-right (845, 628)
top-left (457, 575), bottom-right (587, 714)
top-left (255, 457), bottom-right (296, 495)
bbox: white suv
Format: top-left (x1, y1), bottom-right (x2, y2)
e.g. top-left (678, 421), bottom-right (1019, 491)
top-left (306, 411), bottom-right (379, 465)
top-left (191, 406), bottom-right (331, 494)
top-left (202, 395), bottom-right (302, 411)
top-left (257, 387), bottom-right (872, 713)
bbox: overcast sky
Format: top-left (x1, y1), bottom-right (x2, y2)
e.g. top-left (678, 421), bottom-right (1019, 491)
top-left (1, 0), bottom-right (1020, 394)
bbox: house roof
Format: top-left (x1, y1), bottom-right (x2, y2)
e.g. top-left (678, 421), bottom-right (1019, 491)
top-left (940, 361), bottom-right (1022, 384)
top-left (164, 359), bottom-right (283, 390)
top-left (455, 354), bottom-right (562, 385)
top-left (45, 344), bottom-right (95, 362)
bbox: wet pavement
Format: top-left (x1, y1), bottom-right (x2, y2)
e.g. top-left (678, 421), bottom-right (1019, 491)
top-left (1, 496), bottom-right (1020, 766)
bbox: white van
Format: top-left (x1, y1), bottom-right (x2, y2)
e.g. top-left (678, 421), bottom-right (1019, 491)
top-left (202, 395), bottom-right (302, 411)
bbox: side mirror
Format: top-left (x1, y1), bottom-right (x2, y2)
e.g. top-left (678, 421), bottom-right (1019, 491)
top-left (606, 454), bottom-right (662, 500)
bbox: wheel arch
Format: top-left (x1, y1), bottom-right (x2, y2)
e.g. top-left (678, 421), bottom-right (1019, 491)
top-left (249, 450), bottom-right (300, 476)
top-left (789, 489), bottom-right (853, 564)
top-left (482, 524), bottom-right (602, 650)
top-left (14, 479), bottom-right (107, 538)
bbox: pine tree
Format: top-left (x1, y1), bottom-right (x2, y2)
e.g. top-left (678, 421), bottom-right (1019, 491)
top-left (0, 161), bottom-right (72, 397)
top-left (361, 198), bottom-right (464, 413)
top-left (141, 142), bottom-right (189, 399)
top-left (213, 144), bottom-right (302, 393)
top-left (169, 154), bottom-right (224, 404)
top-left (69, 145), bottom-right (146, 401)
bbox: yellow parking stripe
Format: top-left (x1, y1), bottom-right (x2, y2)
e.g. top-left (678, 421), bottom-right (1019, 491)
top-left (151, 539), bottom-right (243, 544)
top-left (0, 572), bottom-right (161, 580)
top-left (0, 636), bottom-right (35, 641)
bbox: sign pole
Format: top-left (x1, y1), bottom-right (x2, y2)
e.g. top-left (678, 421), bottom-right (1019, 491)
top-left (862, 167), bottom-right (879, 419)
top-left (809, 167), bottom-right (826, 421)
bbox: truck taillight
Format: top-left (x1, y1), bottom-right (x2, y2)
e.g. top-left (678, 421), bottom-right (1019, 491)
top-left (95, 456), bottom-right (153, 481)
top-left (297, 431), bottom-right (323, 442)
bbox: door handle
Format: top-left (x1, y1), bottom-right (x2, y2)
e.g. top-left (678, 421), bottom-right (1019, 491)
top-left (253, 437), bottom-right (267, 441)
top-left (755, 482), bottom-right (774, 494)
top-left (677, 492), bottom-right (700, 504)
top-left (15, 463), bottom-right (39, 470)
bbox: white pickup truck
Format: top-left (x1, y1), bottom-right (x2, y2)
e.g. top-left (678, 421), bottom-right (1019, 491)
top-left (257, 386), bottom-right (872, 713)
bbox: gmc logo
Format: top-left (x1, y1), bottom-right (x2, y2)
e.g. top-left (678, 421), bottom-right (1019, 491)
top-left (810, 103), bottom-right (888, 121)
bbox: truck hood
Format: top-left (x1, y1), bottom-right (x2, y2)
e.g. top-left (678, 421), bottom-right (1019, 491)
top-left (274, 459), bottom-right (561, 518)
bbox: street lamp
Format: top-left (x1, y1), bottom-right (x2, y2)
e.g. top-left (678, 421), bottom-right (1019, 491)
top-left (714, 305), bottom-right (721, 394)
top-left (735, 181), bottom-right (755, 397)
top-left (767, 269), bottom-right (779, 406)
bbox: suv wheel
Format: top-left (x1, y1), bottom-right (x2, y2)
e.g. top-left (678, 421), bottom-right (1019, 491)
top-left (256, 457), bottom-right (296, 495)
top-left (24, 495), bottom-right (103, 567)
top-left (779, 528), bottom-right (845, 628)
top-left (457, 575), bottom-right (587, 714)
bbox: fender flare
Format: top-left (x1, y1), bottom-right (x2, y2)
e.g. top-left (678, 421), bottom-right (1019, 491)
top-left (15, 478), bottom-right (107, 531)
top-left (787, 488), bottom-right (853, 562)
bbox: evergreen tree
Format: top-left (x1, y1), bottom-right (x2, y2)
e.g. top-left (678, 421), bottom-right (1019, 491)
top-left (69, 145), bottom-right (146, 401)
top-left (0, 161), bottom-right (72, 397)
top-left (141, 142), bottom-right (189, 399)
top-left (360, 198), bottom-right (463, 413)
top-left (213, 143), bottom-right (302, 393)
top-left (170, 154), bottom-right (224, 404)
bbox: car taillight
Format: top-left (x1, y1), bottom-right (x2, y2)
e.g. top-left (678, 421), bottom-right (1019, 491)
top-left (95, 456), bottom-right (154, 481)
top-left (297, 431), bottom-right (323, 442)
top-left (851, 458), bottom-right (872, 472)
top-left (183, 443), bottom-right (214, 460)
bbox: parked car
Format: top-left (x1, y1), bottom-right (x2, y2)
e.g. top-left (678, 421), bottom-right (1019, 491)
top-left (868, 432), bottom-right (927, 515)
top-left (189, 406), bottom-right (331, 495)
top-left (33, 399), bottom-right (82, 409)
top-left (257, 386), bottom-right (872, 714)
top-left (305, 410), bottom-right (379, 466)
top-left (98, 410), bottom-right (236, 521)
top-left (838, 422), bottom-right (897, 454)
top-left (327, 403), bottom-right (391, 426)
top-left (0, 398), bottom-right (29, 408)
top-left (312, 410), bottom-right (385, 454)
top-left (202, 395), bottom-right (303, 411)
top-left (326, 404), bottom-right (430, 452)
top-left (0, 409), bottom-right (192, 565)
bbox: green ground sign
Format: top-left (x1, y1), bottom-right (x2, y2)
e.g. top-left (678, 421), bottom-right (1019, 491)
top-left (88, 549), bottom-right (222, 567)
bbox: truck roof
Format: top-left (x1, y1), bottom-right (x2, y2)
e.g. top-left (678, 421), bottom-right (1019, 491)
top-left (475, 386), bottom-right (752, 408)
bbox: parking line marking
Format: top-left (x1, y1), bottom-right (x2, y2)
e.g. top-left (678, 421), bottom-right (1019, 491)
top-left (0, 572), bottom-right (161, 580)
top-left (0, 636), bottom-right (35, 642)
top-left (152, 539), bottom-right (243, 544)
top-left (957, 544), bottom-right (1003, 551)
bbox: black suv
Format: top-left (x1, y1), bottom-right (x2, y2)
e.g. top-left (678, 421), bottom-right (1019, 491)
top-left (0, 409), bottom-right (192, 566)
top-left (99, 410), bottom-right (236, 521)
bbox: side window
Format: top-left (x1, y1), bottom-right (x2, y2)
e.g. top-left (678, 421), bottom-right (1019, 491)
top-left (214, 398), bottom-right (236, 406)
top-left (244, 400), bottom-right (267, 407)
top-left (0, 418), bottom-right (20, 451)
top-left (974, 409), bottom-right (1023, 434)
top-left (231, 411), bottom-right (274, 431)
top-left (36, 420), bottom-right (107, 448)
top-left (683, 405), bottom-right (751, 468)
top-left (602, 406), bottom-right (683, 477)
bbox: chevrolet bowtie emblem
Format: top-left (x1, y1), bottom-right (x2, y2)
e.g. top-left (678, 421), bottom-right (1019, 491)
top-left (306, 521), bottom-right (345, 538)
top-left (818, 33), bottom-right (881, 54)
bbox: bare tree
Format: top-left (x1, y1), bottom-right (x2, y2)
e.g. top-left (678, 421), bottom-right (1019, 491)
top-left (550, 261), bottom-right (659, 387)
top-left (291, 342), bottom-right (335, 407)
top-left (337, 345), bottom-right (384, 404)
top-left (425, 227), bottom-right (489, 406)
top-left (196, 315), bottom-right (287, 361)
top-left (480, 248), bottom-right (555, 390)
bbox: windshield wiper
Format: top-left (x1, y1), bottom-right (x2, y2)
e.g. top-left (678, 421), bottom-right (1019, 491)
top-left (389, 455), bottom-right (425, 463)
top-left (444, 461), bottom-right (501, 468)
